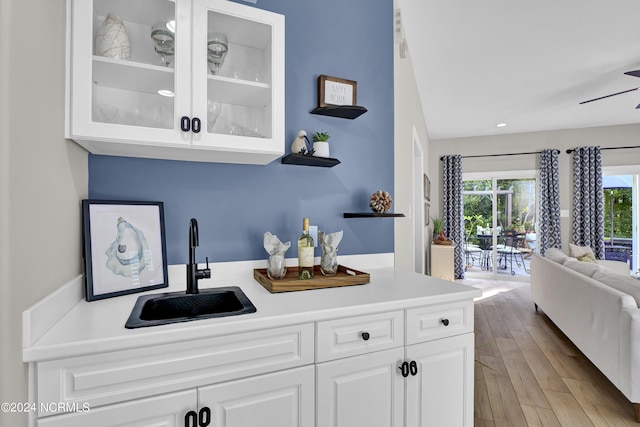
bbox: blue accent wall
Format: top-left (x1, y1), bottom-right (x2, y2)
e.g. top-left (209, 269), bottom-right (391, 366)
top-left (89, 0), bottom-right (394, 265)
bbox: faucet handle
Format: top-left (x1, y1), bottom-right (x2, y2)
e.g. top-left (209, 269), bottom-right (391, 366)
top-left (202, 256), bottom-right (211, 279)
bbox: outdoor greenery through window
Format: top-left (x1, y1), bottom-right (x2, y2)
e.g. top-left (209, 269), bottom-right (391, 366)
top-left (604, 187), bottom-right (633, 241)
top-left (463, 178), bottom-right (536, 246)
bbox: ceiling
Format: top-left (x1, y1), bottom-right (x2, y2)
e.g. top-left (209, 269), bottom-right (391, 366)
top-left (397, 0), bottom-right (640, 141)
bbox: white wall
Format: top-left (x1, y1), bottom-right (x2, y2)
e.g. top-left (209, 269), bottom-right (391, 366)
top-left (393, 18), bottom-right (431, 273)
top-left (0, 0), bottom-right (88, 424)
top-left (429, 124), bottom-right (640, 252)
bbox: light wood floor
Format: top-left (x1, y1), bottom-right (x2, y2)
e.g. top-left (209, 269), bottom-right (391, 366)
top-left (458, 277), bottom-right (640, 426)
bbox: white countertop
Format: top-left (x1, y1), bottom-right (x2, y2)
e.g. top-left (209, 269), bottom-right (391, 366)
top-left (23, 256), bottom-right (481, 363)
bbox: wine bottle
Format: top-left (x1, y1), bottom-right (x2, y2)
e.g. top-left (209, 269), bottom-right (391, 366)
top-left (298, 218), bottom-right (314, 279)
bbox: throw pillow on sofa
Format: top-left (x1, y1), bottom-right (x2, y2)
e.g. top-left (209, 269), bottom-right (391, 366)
top-left (569, 243), bottom-right (595, 259)
top-left (592, 271), bottom-right (640, 307)
top-left (577, 252), bottom-right (597, 263)
top-left (545, 248), bottom-right (568, 264)
top-left (563, 259), bottom-right (606, 277)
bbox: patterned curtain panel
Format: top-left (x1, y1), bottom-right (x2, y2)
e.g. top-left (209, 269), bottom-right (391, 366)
top-left (572, 146), bottom-right (605, 259)
top-left (538, 149), bottom-right (561, 255)
top-left (442, 155), bottom-right (465, 279)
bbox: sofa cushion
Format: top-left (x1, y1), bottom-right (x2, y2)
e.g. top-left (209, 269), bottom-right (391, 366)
top-left (592, 271), bottom-right (640, 307)
top-left (569, 243), bottom-right (595, 259)
top-left (597, 259), bottom-right (631, 276)
top-left (545, 248), bottom-right (568, 264)
top-left (563, 259), bottom-right (606, 277)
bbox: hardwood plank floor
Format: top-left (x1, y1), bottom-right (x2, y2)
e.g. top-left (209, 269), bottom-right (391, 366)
top-left (459, 277), bottom-right (640, 426)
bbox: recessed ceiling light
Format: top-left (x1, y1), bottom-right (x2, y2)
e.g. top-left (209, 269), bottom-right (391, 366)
top-left (496, 123), bottom-right (507, 128)
top-left (158, 89), bottom-right (175, 97)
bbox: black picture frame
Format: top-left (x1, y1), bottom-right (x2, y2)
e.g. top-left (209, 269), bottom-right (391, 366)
top-left (82, 200), bottom-right (169, 301)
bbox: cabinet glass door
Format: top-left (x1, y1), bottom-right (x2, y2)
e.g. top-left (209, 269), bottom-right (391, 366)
top-left (191, 0), bottom-right (284, 157)
top-left (70, 0), bottom-right (191, 145)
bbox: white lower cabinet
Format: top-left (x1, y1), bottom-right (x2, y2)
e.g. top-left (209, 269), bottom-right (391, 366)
top-left (37, 389), bottom-right (196, 427)
top-left (29, 304), bottom-right (475, 427)
top-left (406, 333), bottom-right (474, 427)
top-left (317, 347), bottom-right (405, 427)
top-left (38, 367), bottom-right (315, 427)
top-left (200, 365), bottom-right (315, 427)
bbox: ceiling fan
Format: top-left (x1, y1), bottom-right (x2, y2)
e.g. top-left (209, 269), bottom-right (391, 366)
top-left (580, 70), bottom-right (640, 107)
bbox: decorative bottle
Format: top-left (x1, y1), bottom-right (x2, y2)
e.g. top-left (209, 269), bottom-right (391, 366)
top-left (298, 218), bottom-right (314, 279)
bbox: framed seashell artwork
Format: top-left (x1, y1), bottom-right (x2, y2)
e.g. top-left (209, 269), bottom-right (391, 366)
top-left (82, 200), bottom-right (168, 301)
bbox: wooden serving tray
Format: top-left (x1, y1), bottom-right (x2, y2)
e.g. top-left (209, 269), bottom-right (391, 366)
top-left (253, 265), bottom-right (370, 293)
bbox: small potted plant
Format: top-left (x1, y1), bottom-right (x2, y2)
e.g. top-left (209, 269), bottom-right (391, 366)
top-left (431, 217), bottom-right (452, 245)
top-left (312, 131), bottom-right (331, 158)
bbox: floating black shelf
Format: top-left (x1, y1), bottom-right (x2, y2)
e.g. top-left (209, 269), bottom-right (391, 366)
top-left (310, 105), bottom-right (368, 120)
top-left (281, 153), bottom-right (341, 167)
top-left (344, 212), bottom-right (406, 218)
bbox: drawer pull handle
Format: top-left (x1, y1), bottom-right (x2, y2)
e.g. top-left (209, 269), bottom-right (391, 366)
top-left (361, 332), bottom-right (370, 341)
top-left (441, 318), bottom-right (450, 326)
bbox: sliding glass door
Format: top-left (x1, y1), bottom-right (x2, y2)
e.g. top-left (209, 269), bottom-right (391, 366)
top-left (603, 169), bottom-right (638, 274)
top-left (463, 171), bottom-right (536, 278)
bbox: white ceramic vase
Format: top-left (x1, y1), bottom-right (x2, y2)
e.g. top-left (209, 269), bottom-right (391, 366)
top-left (313, 141), bottom-right (330, 157)
top-left (95, 14), bottom-right (131, 60)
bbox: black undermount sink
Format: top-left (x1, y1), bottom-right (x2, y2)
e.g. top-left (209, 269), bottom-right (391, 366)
top-left (125, 286), bottom-right (257, 329)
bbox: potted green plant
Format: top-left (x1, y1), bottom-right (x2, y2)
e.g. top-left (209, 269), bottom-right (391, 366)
top-left (432, 217), bottom-right (443, 237)
top-left (312, 131), bottom-right (331, 158)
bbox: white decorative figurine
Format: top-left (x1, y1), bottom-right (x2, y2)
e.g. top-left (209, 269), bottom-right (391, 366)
top-left (291, 130), bottom-right (308, 154)
top-left (319, 230), bottom-right (343, 276)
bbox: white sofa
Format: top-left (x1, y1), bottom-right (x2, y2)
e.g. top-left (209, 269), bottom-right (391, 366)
top-left (530, 250), bottom-right (640, 420)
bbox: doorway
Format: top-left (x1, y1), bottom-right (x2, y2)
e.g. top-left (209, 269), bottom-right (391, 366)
top-left (463, 171), bottom-right (536, 279)
top-left (412, 127), bottom-right (425, 274)
top-left (603, 167), bottom-right (639, 274)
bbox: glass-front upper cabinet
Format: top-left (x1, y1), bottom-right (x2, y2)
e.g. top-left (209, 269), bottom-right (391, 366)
top-left (66, 0), bottom-right (284, 164)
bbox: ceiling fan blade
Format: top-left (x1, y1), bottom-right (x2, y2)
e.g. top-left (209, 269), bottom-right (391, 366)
top-left (579, 87), bottom-right (640, 104)
top-left (624, 70), bottom-right (640, 78)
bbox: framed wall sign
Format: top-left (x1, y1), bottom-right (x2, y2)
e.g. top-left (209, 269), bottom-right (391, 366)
top-left (82, 200), bottom-right (169, 301)
top-left (318, 75), bottom-right (357, 107)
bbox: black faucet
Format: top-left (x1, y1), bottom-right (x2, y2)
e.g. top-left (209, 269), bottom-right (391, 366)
top-left (187, 218), bottom-right (211, 294)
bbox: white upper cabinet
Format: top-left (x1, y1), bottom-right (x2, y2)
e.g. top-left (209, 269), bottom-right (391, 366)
top-left (67, 0), bottom-right (284, 164)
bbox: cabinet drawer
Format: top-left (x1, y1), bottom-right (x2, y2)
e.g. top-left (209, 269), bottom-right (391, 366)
top-left (316, 311), bottom-right (404, 362)
top-left (406, 301), bottom-right (473, 345)
top-left (36, 323), bottom-right (314, 415)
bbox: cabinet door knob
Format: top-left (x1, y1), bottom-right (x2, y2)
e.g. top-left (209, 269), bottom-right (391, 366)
top-left (180, 116), bottom-right (191, 132)
top-left (361, 331), bottom-right (370, 341)
top-left (192, 117), bottom-right (201, 134)
top-left (184, 410), bottom-right (197, 427)
top-left (399, 361), bottom-right (410, 377)
top-left (409, 360), bottom-right (418, 376)
top-left (199, 407), bottom-right (211, 427)
top-left (441, 318), bottom-right (450, 326)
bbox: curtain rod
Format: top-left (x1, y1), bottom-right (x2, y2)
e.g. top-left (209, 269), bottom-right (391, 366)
top-left (566, 145), bottom-right (640, 154)
top-left (439, 149), bottom-right (559, 161)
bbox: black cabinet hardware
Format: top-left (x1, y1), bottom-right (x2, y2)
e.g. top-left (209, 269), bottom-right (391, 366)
top-left (199, 407), bottom-right (211, 427)
top-left (441, 318), bottom-right (450, 326)
top-left (399, 361), bottom-right (410, 377)
top-left (185, 410), bottom-right (197, 427)
top-left (181, 116), bottom-right (191, 132)
top-left (192, 117), bottom-right (201, 134)
top-left (361, 332), bottom-right (370, 341)
top-left (184, 407), bottom-right (211, 427)
top-left (409, 360), bottom-right (418, 376)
